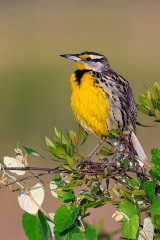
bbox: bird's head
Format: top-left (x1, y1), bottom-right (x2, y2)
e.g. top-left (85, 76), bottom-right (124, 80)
top-left (60, 51), bottom-right (110, 72)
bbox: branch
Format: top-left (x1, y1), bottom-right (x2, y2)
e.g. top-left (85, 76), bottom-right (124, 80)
top-left (1, 166), bottom-right (68, 188)
top-left (3, 166), bottom-right (61, 171)
top-left (0, 162), bottom-right (155, 193)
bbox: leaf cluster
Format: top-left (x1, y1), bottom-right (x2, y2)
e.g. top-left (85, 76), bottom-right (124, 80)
top-left (1, 82), bottom-right (160, 240)
top-left (44, 125), bottom-right (160, 239)
top-left (138, 82), bottom-right (160, 122)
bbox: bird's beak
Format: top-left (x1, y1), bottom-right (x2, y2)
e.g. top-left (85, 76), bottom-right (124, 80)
top-left (60, 54), bottom-right (81, 62)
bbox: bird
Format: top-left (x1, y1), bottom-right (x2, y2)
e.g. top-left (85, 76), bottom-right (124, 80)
top-left (60, 51), bottom-right (147, 163)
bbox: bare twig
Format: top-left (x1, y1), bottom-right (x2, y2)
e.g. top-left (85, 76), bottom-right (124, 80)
top-left (0, 167), bottom-right (67, 188)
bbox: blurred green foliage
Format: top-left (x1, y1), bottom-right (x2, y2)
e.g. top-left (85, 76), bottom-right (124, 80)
top-left (138, 82), bottom-right (160, 121)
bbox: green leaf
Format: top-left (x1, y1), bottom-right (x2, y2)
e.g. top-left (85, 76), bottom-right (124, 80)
top-left (109, 127), bottom-right (121, 138)
top-left (135, 200), bottom-right (141, 224)
top-left (149, 166), bottom-right (160, 180)
top-left (150, 196), bottom-right (160, 215)
top-left (54, 205), bottom-right (80, 233)
top-left (38, 210), bottom-right (48, 239)
top-left (132, 190), bottom-right (146, 196)
top-left (138, 82), bottom-right (160, 121)
top-left (22, 212), bottom-right (46, 240)
top-left (54, 225), bottom-right (80, 240)
top-left (123, 157), bottom-right (129, 170)
top-left (149, 148), bottom-right (160, 179)
top-left (78, 192), bottom-right (95, 202)
top-left (60, 180), bottom-right (82, 190)
top-left (127, 178), bottom-right (139, 189)
top-left (55, 189), bottom-right (75, 202)
top-left (78, 125), bottom-right (88, 145)
top-left (67, 130), bottom-right (77, 146)
top-left (84, 225), bottom-right (97, 239)
top-left (120, 187), bottom-right (134, 203)
top-left (142, 180), bottom-right (157, 202)
top-left (54, 127), bottom-right (68, 144)
top-left (122, 214), bottom-right (139, 239)
top-left (22, 146), bottom-right (45, 158)
top-left (56, 142), bottom-right (69, 156)
top-left (62, 164), bottom-right (72, 171)
top-left (53, 173), bottom-right (62, 186)
top-left (119, 200), bottom-right (137, 219)
top-left (137, 176), bottom-right (143, 185)
top-left (74, 225), bottom-right (97, 240)
top-left (78, 125), bottom-right (85, 141)
top-left (99, 146), bottom-right (114, 156)
top-left (117, 199), bottom-right (139, 238)
top-left (138, 95), bottom-right (152, 107)
top-left (137, 105), bottom-right (151, 115)
top-left (66, 155), bottom-right (76, 169)
top-left (151, 214), bottom-right (160, 229)
top-left (69, 203), bottom-right (77, 211)
top-left (112, 188), bottom-right (122, 198)
top-left (151, 148), bottom-right (160, 164)
top-left (83, 199), bottom-right (106, 208)
top-left (45, 137), bottom-right (65, 159)
top-left (45, 137), bottom-right (55, 148)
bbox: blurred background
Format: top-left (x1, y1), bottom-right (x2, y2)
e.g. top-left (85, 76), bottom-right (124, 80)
top-left (0, 1), bottom-right (160, 239)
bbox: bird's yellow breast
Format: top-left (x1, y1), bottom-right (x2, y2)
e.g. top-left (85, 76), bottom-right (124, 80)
top-left (70, 71), bottom-right (110, 136)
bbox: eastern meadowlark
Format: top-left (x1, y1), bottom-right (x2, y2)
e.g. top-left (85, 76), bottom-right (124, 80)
top-left (60, 51), bottom-right (147, 162)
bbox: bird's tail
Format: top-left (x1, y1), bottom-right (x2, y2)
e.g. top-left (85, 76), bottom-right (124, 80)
top-left (131, 131), bottom-right (147, 162)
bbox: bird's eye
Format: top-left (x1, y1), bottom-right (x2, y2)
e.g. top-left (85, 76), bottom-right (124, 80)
top-left (86, 57), bottom-right (91, 61)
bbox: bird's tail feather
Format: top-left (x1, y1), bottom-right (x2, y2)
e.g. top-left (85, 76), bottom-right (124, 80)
top-left (131, 131), bottom-right (147, 161)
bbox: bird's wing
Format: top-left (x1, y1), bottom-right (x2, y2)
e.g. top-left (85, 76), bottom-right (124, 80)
top-left (100, 69), bottom-right (137, 133)
top-left (100, 70), bottom-right (147, 161)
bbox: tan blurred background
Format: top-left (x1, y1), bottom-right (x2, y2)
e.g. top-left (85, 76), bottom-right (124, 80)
top-left (0, 1), bottom-right (160, 239)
